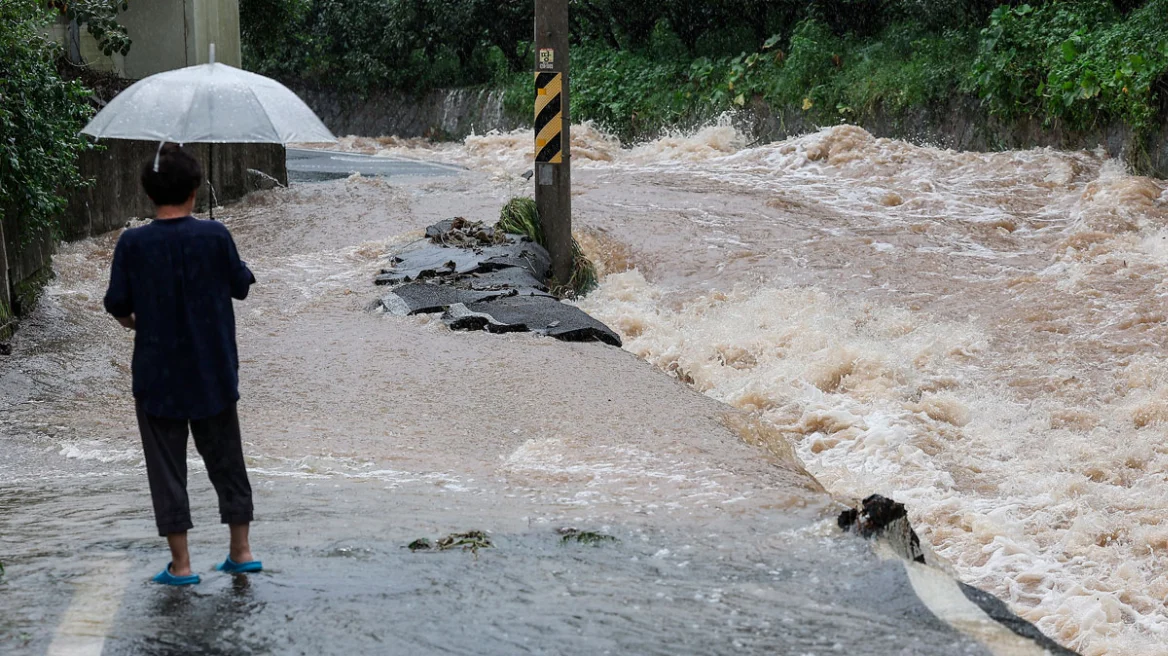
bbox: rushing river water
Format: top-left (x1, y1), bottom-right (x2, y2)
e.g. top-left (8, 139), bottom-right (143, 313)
top-left (1, 121), bottom-right (1164, 655)
top-left (347, 122), bottom-right (1168, 655)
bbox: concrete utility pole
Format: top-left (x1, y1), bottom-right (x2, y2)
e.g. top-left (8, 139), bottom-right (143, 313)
top-left (534, 0), bottom-right (572, 287)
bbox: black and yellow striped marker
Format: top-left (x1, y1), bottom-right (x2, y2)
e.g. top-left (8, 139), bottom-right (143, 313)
top-left (534, 72), bottom-right (563, 164)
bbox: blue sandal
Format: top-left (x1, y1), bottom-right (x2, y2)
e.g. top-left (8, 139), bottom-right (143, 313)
top-left (152, 563), bottom-right (201, 586)
top-left (215, 556), bottom-right (263, 574)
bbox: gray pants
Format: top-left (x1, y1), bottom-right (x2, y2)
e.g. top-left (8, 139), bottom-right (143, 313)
top-left (136, 402), bottom-right (254, 536)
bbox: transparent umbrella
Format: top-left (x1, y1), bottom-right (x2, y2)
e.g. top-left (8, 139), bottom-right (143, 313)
top-left (81, 45), bottom-right (336, 216)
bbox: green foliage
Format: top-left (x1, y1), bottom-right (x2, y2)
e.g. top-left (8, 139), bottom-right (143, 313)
top-left (970, 0), bottom-right (1168, 132)
top-left (497, 197), bottom-right (598, 297)
top-left (571, 47), bottom-right (693, 141)
top-left (0, 2), bottom-right (96, 250)
top-left (241, 0), bottom-right (533, 92)
top-left (498, 197), bottom-right (543, 244)
top-left (245, 0), bottom-right (1168, 146)
top-left (567, 18), bottom-right (977, 137)
top-left (499, 70), bottom-right (532, 123)
top-left (828, 23), bottom-right (979, 115)
top-left (47, 1), bottom-right (131, 57)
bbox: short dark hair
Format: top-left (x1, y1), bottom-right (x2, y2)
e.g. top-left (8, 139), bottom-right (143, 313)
top-left (141, 143), bottom-right (203, 206)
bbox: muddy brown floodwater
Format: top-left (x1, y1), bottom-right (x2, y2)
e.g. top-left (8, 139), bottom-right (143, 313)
top-left (1, 121), bottom-right (1164, 655)
top-left (329, 121), bottom-right (1168, 655)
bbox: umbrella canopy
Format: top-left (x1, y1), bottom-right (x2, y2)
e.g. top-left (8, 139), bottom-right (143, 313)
top-left (81, 61), bottom-right (336, 144)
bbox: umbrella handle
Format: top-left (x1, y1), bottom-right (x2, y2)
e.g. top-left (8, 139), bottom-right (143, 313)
top-left (209, 142), bottom-right (215, 221)
top-left (153, 141), bottom-right (163, 173)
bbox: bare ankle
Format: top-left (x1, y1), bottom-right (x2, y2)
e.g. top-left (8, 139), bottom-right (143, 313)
top-left (166, 531), bottom-right (192, 576)
top-left (228, 523), bottom-right (253, 562)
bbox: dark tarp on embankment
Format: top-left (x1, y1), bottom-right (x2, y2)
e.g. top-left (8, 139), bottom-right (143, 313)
top-left (374, 219), bottom-right (622, 346)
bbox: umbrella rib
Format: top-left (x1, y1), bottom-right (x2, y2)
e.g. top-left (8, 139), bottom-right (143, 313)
top-left (244, 83), bottom-right (282, 143)
top-left (83, 81), bottom-right (149, 138)
top-left (174, 70), bottom-right (207, 143)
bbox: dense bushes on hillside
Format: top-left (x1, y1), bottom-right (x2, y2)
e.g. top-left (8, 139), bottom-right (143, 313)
top-left (241, 0), bottom-right (1012, 91)
top-left (242, 1), bottom-right (1168, 141)
top-left (970, 0), bottom-right (1168, 132)
top-left (0, 2), bottom-right (97, 248)
top-left (240, 0), bottom-right (533, 91)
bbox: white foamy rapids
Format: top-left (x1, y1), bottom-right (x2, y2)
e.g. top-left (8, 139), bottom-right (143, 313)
top-left (328, 116), bottom-right (748, 175)
top-left (583, 268), bottom-right (1168, 656)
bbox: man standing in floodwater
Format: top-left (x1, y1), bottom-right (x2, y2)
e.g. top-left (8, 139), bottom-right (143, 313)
top-left (103, 144), bottom-right (262, 585)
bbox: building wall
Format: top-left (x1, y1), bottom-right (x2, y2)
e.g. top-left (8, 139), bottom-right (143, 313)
top-left (45, 20), bottom-right (124, 75)
top-left (47, 0), bottom-right (242, 80)
top-left (118, 1), bottom-right (190, 78)
top-left (188, 0), bottom-right (242, 67)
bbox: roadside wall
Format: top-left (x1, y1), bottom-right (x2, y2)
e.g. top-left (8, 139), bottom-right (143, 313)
top-left (2, 142), bottom-right (286, 328)
top-left (0, 203), bottom-right (56, 325)
top-left (742, 96), bottom-right (1168, 180)
top-left (292, 86), bottom-right (521, 140)
top-left (62, 139), bottom-right (288, 242)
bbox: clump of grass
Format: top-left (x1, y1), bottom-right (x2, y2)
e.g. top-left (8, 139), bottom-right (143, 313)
top-left (558, 528), bottom-right (619, 546)
top-left (436, 530), bottom-right (493, 554)
top-left (497, 197), bottom-right (599, 298)
top-left (408, 531), bottom-right (493, 555)
top-left (498, 196), bottom-right (543, 243)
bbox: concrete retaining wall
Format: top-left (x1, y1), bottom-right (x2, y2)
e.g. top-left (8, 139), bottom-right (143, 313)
top-left (292, 85), bottom-right (522, 140)
top-left (0, 206), bottom-right (56, 323)
top-left (64, 139), bottom-right (287, 239)
top-left (2, 141), bottom-right (287, 328)
top-left (45, 0), bottom-right (242, 79)
top-left (741, 95), bottom-right (1168, 180)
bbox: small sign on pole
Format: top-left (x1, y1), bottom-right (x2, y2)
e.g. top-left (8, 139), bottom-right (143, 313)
top-left (538, 48), bottom-right (555, 70)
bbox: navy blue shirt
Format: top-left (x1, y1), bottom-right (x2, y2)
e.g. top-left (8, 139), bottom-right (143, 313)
top-left (103, 217), bottom-right (255, 420)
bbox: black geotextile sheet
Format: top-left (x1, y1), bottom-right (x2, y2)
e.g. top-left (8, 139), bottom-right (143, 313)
top-left (375, 223), bottom-right (621, 347)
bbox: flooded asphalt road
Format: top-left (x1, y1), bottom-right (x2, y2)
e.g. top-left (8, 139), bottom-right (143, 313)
top-left (1, 144), bottom-right (1079, 655)
top-left (0, 458), bottom-right (995, 656)
top-left (285, 148), bottom-right (463, 184)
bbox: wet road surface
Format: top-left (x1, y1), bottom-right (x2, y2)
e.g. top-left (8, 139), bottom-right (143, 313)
top-left (2, 465), bottom-right (997, 656)
top-left (285, 148), bottom-right (463, 183)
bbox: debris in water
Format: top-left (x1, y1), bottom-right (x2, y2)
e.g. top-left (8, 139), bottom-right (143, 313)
top-left (436, 530), bottom-right (493, 554)
top-left (838, 494), bottom-right (925, 564)
top-left (408, 531), bottom-right (493, 554)
top-left (498, 198), bottom-right (597, 296)
top-left (558, 528), bottom-right (618, 546)
top-left (425, 217), bottom-right (509, 249)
